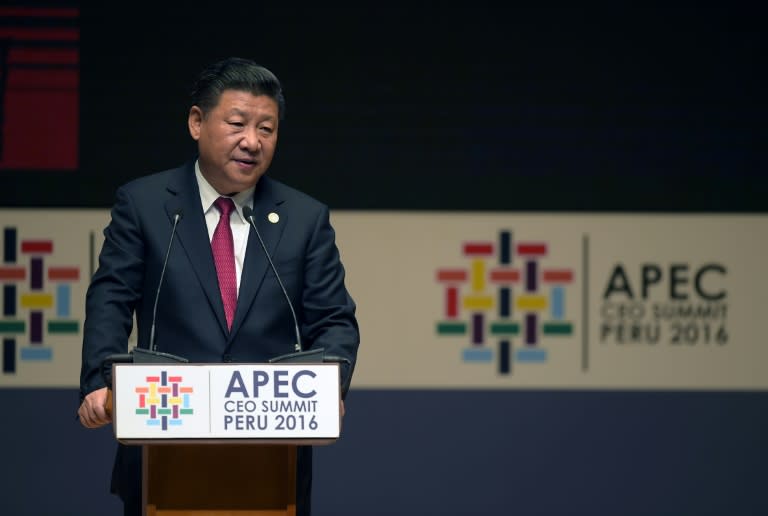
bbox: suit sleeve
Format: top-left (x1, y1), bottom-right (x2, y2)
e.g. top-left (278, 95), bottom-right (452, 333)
top-left (79, 186), bottom-right (146, 400)
top-left (300, 205), bottom-right (360, 397)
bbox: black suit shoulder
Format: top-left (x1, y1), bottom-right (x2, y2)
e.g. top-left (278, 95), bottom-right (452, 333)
top-left (117, 164), bottom-right (190, 201)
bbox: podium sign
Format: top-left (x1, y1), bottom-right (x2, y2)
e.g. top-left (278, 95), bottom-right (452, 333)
top-left (113, 363), bottom-right (341, 443)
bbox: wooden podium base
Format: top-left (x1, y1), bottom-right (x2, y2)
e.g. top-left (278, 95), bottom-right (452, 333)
top-left (143, 444), bottom-right (297, 516)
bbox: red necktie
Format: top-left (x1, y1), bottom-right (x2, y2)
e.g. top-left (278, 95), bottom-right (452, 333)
top-left (212, 197), bottom-right (237, 330)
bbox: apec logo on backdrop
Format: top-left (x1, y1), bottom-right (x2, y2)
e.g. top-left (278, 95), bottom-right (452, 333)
top-left (435, 229), bottom-right (576, 374)
top-left (599, 262), bottom-right (728, 347)
top-left (1, 227), bottom-right (83, 376)
top-left (435, 228), bottom-right (730, 377)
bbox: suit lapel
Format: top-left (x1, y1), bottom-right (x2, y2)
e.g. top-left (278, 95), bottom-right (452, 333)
top-left (164, 163), bottom-right (230, 337)
top-left (229, 178), bottom-right (287, 340)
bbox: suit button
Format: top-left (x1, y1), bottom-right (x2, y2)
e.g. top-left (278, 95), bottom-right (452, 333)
top-left (222, 354), bottom-right (232, 362)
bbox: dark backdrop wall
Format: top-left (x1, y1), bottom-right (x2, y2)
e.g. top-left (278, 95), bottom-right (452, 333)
top-left (1, 4), bottom-right (766, 515)
top-left (2, 4), bottom-right (765, 211)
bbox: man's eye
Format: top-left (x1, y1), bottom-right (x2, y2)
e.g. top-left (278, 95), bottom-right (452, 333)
top-left (228, 121), bottom-right (244, 127)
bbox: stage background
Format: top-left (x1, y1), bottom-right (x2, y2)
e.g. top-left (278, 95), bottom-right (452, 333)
top-left (1, 4), bottom-right (766, 515)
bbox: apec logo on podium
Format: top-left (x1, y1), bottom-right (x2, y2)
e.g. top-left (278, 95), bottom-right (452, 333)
top-left (209, 365), bottom-right (341, 438)
top-left (133, 370), bottom-right (196, 431)
top-left (114, 364), bottom-right (341, 441)
top-left (115, 365), bottom-right (211, 439)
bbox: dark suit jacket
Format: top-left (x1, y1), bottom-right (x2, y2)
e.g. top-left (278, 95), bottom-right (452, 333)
top-left (79, 160), bottom-right (360, 511)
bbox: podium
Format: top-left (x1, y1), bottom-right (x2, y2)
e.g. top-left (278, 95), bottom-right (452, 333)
top-left (110, 362), bottom-right (341, 516)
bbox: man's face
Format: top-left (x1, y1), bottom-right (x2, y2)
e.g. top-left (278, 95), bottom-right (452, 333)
top-left (188, 89), bottom-right (279, 194)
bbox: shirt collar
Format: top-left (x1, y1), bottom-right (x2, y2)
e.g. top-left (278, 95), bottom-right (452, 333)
top-left (195, 160), bottom-right (255, 221)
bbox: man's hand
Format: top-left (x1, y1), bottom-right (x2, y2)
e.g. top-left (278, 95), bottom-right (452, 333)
top-left (78, 387), bottom-right (112, 428)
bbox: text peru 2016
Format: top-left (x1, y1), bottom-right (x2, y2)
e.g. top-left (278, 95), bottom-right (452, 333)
top-left (222, 369), bottom-right (320, 431)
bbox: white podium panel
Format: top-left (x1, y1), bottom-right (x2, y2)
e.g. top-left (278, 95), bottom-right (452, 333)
top-left (113, 363), bottom-right (340, 443)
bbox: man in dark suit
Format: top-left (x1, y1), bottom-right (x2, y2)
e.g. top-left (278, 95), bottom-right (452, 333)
top-left (77, 56), bottom-right (360, 516)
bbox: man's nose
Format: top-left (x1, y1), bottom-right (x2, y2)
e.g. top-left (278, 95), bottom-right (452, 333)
top-left (240, 127), bottom-right (261, 150)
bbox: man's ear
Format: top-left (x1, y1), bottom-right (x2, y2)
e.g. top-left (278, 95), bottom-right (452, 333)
top-left (188, 106), bottom-right (203, 141)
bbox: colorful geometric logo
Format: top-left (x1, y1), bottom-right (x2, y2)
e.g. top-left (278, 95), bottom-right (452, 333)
top-left (435, 229), bottom-right (575, 374)
top-left (134, 370), bottom-right (194, 430)
top-left (1, 227), bottom-right (81, 373)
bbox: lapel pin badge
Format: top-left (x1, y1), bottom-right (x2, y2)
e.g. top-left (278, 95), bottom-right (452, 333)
top-left (268, 212), bottom-right (280, 224)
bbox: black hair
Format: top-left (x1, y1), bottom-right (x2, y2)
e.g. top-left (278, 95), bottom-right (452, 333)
top-left (190, 57), bottom-right (286, 120)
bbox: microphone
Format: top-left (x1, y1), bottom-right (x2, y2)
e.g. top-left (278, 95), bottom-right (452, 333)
top-left (130, 208), bottom-right (189, 364)
top-left (243, 206), bottom-right (354, 396)
top-left (242, 206), bottom-right (302, 353)
top-left (149, 208), bottom-right (183, 353)
top-left (100, 209), bottom-right (188, 387)
top-left (137, 208), bottom-right (188, 363)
